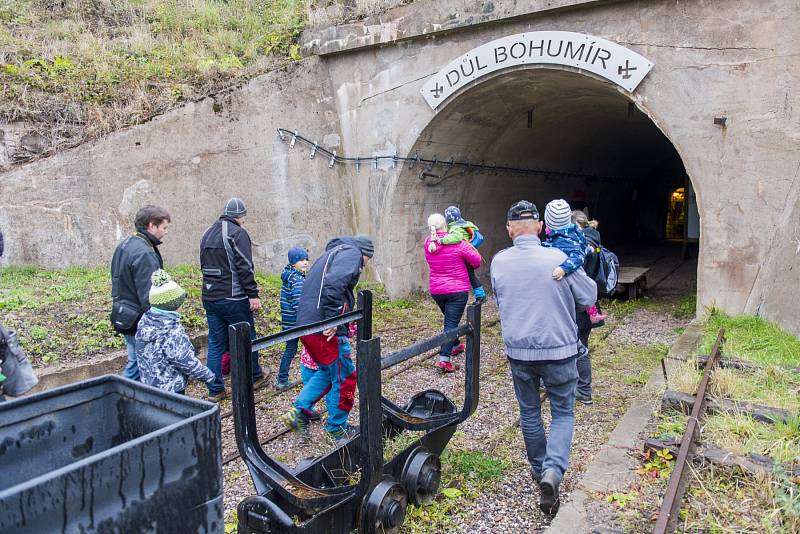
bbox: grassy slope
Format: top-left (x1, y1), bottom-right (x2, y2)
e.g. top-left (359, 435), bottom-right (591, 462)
top-left (0, 0), bottom-right (306, 159)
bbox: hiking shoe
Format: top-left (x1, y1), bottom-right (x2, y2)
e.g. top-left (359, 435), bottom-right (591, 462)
top-left (274, 378), bottom-right (292, 391)
top-left (279, 408), bottom-right (310, 439)
top-left (539, 470), bottom-right (561, 516)
top-left (531, 467), bottom-right (542, 485)
top-left (304, 408), bottom-right (322, 422)
top-left (206, 390), bottom-right (228, 403)
top-left (435, 361), bottom-right (457, 373)
top-left (252, 374), bottom-right (270, 391)
top-left (576, 394), bottom-right (594, 406)
top-left (589, 313), bottom-right (608, 324)
top-left (451, 343), bottom-right (465, 356)
top-left (326, 425), bottom-right (358, 446)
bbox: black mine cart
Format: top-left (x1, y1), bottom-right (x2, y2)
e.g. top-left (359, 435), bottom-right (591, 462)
top-left (231, 290), bottom-right (482, 534)
top-left (0, 375), bottom-right (223, 533)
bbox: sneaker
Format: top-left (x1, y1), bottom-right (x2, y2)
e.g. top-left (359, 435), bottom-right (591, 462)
top-left (589, 312), bottom-right (608, 324)
top-left (279, 407), bottom-right (309, 439)
top-left (539, 470), bottom-right (561, 516)
top-left (435, 361), bottom-right (457, 373)
top-left (326, 425), bottom-right (358, 445)
top-left (575, 394), bottom-right (594, 406)
top-left (303, 408), bottom-right (322, 422)
top-left (252, 374), bottom-right (270, 391)
top-left (451, 343), bottom-right (465, 356)
top-left (274, 378), bottom-right (292, 391)
top-left (206, 390), bottom-right (228, 403)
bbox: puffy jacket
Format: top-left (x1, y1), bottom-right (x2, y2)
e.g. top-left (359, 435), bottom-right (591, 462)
top-left (200, 216), bottom-right (258, 301)
top-left (424, 232), bottom-right (482, 295)
top-left (135, 308), bottom-right (214, 393)
top-left (280, 265), bottom-right (306, 327)
top-left (297, 237), bottom-right (364, 337)
top-left (110, 230), bottom-right (164, 335)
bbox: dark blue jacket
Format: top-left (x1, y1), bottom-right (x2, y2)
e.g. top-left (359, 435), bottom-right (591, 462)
top-left (280, 265), bottom-right (305, 327)
top-left (296, 237), bottom-right (364, 336)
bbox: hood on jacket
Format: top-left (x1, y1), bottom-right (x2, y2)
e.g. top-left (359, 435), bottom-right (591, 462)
top-left (136, 309), bottom-right (181, 343)
top-left (282, 264), bottom-right (304, 283)
top-left (326, 236), bottom-right (358, 252)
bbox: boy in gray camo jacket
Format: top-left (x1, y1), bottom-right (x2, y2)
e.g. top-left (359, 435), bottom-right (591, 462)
top-left (135, 270), bottom-right (214, 394)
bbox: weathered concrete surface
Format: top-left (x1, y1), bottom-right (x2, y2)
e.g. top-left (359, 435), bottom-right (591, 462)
top-left (2, 0), bottom-right (799, 335)
top-left (301, 0), bottom-right (615, 55)
top-left (0, 57), bottom-right (353, 273)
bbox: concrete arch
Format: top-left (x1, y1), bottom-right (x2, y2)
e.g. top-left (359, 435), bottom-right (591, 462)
top-left (383, 65), bottom-right (699, 296)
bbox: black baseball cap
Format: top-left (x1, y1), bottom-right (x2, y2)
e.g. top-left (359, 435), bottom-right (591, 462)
top-left (507, 200), bottom-right (539, 221)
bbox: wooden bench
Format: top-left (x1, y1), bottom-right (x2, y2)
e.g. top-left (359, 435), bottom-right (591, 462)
top-left (616, 266), bottom-right (650, 300)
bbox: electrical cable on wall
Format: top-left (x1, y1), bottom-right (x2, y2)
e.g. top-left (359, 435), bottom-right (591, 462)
top-left (276, 128), bottom-right (635, 184)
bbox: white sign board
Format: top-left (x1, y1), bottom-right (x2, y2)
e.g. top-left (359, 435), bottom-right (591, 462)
top-left (421, 31), bottom-right (653, 110)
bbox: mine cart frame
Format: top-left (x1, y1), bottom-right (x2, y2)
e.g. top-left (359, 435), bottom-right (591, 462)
top-left (229, 290), bottom-right (482, 533)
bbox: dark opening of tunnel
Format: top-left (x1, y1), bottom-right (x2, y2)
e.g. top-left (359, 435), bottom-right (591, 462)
top-left (393, 67), bottom-right (698, 293)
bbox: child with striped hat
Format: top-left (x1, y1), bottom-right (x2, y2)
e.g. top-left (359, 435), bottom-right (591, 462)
top-left (135, 269), bottom-right (215, 394)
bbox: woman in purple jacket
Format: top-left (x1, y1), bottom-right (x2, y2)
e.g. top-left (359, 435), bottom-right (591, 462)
top-left (424, 213), bottom-right (483, 373)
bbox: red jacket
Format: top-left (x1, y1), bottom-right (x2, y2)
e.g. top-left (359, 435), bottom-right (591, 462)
top-left (424, 232), bottom-right (482, 295)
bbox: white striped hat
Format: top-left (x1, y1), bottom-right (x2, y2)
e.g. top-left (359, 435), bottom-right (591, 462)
top-left (544, 199), bottom-right (572, 230)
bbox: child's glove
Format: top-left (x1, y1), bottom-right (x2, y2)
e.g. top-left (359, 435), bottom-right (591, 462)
top-left (427, 241), bottom-right (438, 253)
top-left (552, 267), bottom-right (566, 281)
top-left (473, 286), bottom-right (487, 303)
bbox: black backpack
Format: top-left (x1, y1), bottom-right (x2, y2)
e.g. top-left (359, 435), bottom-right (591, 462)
top-left (584, 234), bottom-right (619, 297)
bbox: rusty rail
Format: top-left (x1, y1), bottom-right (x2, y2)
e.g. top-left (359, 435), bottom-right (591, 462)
top-left (652, 328), bottom-right (725, 534)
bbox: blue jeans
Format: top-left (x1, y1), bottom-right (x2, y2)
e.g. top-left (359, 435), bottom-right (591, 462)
top-left (203, 298), bottom-right (264, 395)
top-left (295, 337), bottom-right (355, 433)
top-left (509, 356), bottom-right (579, 482)
top-left (431, 292), bottom-right (468, 362)
top-left (277, 326), bottom-right (299, 384)
top-left (123, 334), bottom-right (140, 381)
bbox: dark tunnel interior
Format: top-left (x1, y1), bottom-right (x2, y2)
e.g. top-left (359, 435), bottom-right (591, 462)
top-left (391, 67), bottom-right (698, 290)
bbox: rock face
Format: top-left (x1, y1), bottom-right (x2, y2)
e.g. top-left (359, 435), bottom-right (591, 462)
top-left (2, 0), bottom-right (799, 336)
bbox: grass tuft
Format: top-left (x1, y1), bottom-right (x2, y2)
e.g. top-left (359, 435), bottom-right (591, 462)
top-left (701, 309), bottom-right (800, 368)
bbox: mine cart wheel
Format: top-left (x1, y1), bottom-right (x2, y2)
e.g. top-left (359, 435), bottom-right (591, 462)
top-left (361, 479), bottom-right (408, 534)
top-left (401, 447), bottom-right (442, 505)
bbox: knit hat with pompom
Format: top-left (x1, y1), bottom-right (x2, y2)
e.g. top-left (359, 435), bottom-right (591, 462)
top-left (149, 269), bottom-right (186, 311)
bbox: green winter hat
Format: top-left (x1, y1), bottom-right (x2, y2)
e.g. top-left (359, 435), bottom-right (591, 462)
top-left (149, 269), bottom-right (186, 311)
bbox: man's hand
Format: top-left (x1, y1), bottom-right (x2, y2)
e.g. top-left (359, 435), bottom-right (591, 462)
top-left (249, 297), bottom-right (262, 312)
top-left (322, 327), bottom-right (336, 341)
top-left (552, 267), bottom-right (566, 281)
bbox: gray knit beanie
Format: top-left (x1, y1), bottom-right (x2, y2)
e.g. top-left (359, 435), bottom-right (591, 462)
top-left (544, 199), bottom-right (572, 230)
top-left (223, 197), bottom-right (247, 218)
top-left (353, 235), bottom-right (375, 258)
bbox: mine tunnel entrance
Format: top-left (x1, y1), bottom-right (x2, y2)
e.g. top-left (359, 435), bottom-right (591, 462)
top-left (389, 67), bottom-right (698, 298)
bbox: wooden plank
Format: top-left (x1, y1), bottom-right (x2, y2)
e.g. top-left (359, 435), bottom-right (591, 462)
top-left (618, 266), bottom-right (650, 284)
top-left (661, 389), bottom-right (793, 425)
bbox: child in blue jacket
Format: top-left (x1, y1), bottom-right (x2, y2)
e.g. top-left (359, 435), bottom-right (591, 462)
top-left (542, 199), bottom-right (606, 323)
top-left (275, 247), bottom-right (310, 389)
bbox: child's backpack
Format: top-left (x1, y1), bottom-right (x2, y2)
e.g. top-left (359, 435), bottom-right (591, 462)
top-left (584, 235), bottom-right (619, 297)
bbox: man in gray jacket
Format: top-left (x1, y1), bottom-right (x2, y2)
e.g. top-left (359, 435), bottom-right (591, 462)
top-left (490, 200), bottom-right (597, 516)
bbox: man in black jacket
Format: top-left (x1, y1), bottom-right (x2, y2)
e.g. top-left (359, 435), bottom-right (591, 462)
top-left (110, 205), bottom-right (170, 381)
top-left (200, 197), bottom-right (267, 401)
top-left (280, 235), bottom-right (374, 443)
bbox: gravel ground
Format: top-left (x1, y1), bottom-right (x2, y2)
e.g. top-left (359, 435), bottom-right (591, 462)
top-left (205, 281), bottom-right (693, 532)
